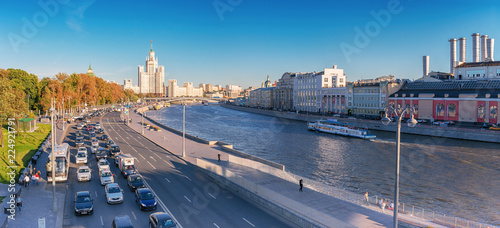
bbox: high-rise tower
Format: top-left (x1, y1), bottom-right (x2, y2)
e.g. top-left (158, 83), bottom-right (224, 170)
top-left (138, 40), bottom-right (165, 96)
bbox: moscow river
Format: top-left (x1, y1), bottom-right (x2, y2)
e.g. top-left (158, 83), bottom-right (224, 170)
top-left (147, 104), bottom-right (500, 225)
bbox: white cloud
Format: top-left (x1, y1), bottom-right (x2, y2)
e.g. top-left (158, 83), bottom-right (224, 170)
top-left (64, 0), bottom-right (96, 32)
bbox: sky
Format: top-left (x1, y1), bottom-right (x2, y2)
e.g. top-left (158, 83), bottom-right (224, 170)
top-left (1, 0), bottom-right (499, 88)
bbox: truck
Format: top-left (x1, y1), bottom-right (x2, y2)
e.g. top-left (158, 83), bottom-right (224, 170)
top-left (115, 154), bottom-right (136, 178)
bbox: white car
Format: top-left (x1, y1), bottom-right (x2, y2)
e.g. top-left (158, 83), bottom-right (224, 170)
top-left (76, 151), bottom-right (87, 164)
top-left (77, 166), bottom-right (91, 181)
top-left (99, 169), bottom-right (114, 186)
top-left (105, 183), bottom-right (123, 204)
top-left (91, 145), bottom-right (98, 154)
top-left (91, 139), bottom-right (99, 147)
top-left (95, 124), bottom-right (102, 129)
top-left (78, 147), bottom-right (87, 154)
top-left (98, 159), bottom-right (110, 171)
top-left (76, 124), bottom-right (83, 130)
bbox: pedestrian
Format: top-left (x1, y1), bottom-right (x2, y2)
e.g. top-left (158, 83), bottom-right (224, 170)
top-left (390, 202), bottom-right (394, 210)
top-left (381, 200), bottom-right (386, 213)
top-left (217, 153), bottom-right (221, 162)
top-left (364, 192), bottom-right (369, 206)
top-left (31, 167), bottom-right (36, 176)
top-left (16, 195), bottom-right (22, 214)
top-left (35, 171), bottom-right (40, 186)
top-left (24, 174), bottom-right (30, 189)
top-left (31, 174), bottom-right (36, 187)
top-left (299, 179), bottom-right (303, 191)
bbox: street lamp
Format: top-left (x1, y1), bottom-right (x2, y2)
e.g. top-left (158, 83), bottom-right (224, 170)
top-left (182, 102), bottom-right (186, 157)
top-left (49, 98), bottom-right (57, 212)
top-left (381, 105), bottom-right (417, 228)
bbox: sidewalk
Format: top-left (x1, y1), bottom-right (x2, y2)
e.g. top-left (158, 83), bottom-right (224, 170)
top-left (0, 121), bottom-right (72, 228)
top-left (125, 110), bottom-right (444, 228)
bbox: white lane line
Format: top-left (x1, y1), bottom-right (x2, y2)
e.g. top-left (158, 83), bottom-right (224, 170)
top-left (100, 216), bottom-right (104, 226)
top-left (242, 218), bottom-right (255, 227)
top-left (134, 157), bottom-right (140, 162)
top-left (184, 195), bottom-right (191, 203)
top-left (185, 176), bottom-right (192, 181)
top-left (164, 159), bottom-right (174, 168)
top-left (95, 191), bottom-right (98, 198)
top-left (147, 161), bottom-right (157, 169)
top-left (131, 211), bottom-right (137, 220)
top-left (136, 152), bottom-right (145, 160)
top-left (208, 193), bottom-right (216, 199)
top-left (165, 177), bottom-right (170, 183)
top-left (150, 156), bottom-right (157, 162)
top-left (213, 223), bottom-right (220, 228)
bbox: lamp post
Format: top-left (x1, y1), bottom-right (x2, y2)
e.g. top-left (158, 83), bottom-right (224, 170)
top-left (26, 94), bottom-right (30, 114)
top-left (49, 98), bottom-right (57, 212)
top-left (381, 105), bottom-right (417, 228)
top-left (182, 102), bottom-right (186, 157)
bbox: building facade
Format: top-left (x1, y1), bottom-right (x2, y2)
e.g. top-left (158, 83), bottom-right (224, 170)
top-left (225, 85), bottom-right (242, 98)
top-left (248, 87), bottom-right (275, 108)
top-left (138, 41), bottom-right (165, 96)
top-left (454, 61), bottom-right (500, 80)
top-left (273, 72), bottom-right (296, 111)
top-left (167, 80), bottom-right (203, 97)
top-left (123, 79), bottom-right (140, 94)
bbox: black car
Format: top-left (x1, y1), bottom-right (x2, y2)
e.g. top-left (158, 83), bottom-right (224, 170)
top-left (95, 148), bottom-right (108, 161)
top-left (75, 130), bottom-right (83, 137)
top-left (112, 215), bottom-right (133, 228)
top-left (75, 137), bottom-right (84, 146)
top-left (88, 132), bottom-right (96, 139)
top-left (100, 134), bottom-right (109, 141)
top-left (149, 212), bottom-right (177, 228)
top-left (74, 191), bottom-right (93, 215)
top-left (97, 128), bottom-right (104, 134)
top-left (109, 144), bottom-right (121, 157)
top-left (106, 139), bottom-right (114, 148)
top-left (135, 188), bottom-right (157, 211)
top-left (127, 174), bottom-right (145, 191)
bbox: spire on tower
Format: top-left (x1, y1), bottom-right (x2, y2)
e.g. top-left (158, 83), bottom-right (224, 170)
top-left (89, 63), bottom-right (92, 70)
top-left (150, 40), bottom-right (153, 52)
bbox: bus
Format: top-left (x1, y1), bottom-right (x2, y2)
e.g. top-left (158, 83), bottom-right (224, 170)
top-left (46, 143), bottom-right (70, 182)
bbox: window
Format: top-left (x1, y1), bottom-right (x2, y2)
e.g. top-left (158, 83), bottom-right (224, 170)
top-left (324, 78), bottom-right (328, 82)
top-left (491, 106), bottom-right (498, 119)
top-left (478, 104), bottom-right (485, 119)
top-left (324, 84), bottom-right (328, 87)
top-left (436, 103), bottom-right (445, 116)
top-left (448, 104), bottom-right (456, 117)
top-left (340, 78), bottom-right (343, 83)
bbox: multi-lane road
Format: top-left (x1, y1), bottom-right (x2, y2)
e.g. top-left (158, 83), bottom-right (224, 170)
top-left (61, 111), bottom-right (288, 227)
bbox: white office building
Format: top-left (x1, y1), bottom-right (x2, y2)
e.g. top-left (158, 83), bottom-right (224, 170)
top-left (167, 80), bottom-right (203, 97)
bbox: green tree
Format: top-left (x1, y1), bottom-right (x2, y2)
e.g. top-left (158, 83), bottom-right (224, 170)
top-left (0, 77), bottom-right (27, 147)
top-left (7, 69), bottom-right (39, 114)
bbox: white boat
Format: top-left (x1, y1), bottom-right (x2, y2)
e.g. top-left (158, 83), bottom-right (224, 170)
top-left (307, 119), bottom-right (376, 139)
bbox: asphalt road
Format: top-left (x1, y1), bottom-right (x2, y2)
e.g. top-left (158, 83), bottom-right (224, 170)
top-left (61, 111), bottom-right (289, 228)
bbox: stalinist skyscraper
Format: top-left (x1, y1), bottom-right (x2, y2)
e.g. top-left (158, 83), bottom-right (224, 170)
top-left (138, 40), bottom-right (165, 96)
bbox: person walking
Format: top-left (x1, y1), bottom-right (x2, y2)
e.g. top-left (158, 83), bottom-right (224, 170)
top-left (364, 192), bottom-right (369, 206)
top-left (35, 171), bottom-right (40, 186)
top-left (299, 179), bottom-right (303, 192)
top-left (16, 195), bottom-right (22, 214)
top-left (31, 174), bottom-right (36, 187)
top-left (217, 153), bottom-right (221, 162)
top-left (381, 200), bottom-right (386, 213)
top-left (24, 174), bottom-right (30, 189)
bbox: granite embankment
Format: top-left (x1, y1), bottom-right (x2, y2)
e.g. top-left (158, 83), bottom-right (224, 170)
top-left (221, 104), bottom-right (500, 143)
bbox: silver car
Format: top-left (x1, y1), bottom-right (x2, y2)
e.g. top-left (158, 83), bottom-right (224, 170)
top-left (105, 183), bottom-right (123, 204)
top-left (76, 151), bottom-right (87, 164)
top-left (99, 169), bottom-right (114, 186)
top-left (77, 166), bottom-right (91, 182)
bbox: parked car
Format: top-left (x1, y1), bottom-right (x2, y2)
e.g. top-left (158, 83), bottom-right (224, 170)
top-left (77, 166), bottom-right (91, 182)
top-left (105, 183), bottom-right (124, 204)
top-left (135, 188), bottom-right (157, 211)
top-left (98, 159), bottom-right (110, 171)
top-left (74, 191), bottom-right (93, 215)
top-left (95, 148), bottom-right (108, 161)
top-left (127, 174), bottom-right (145, 192)
top-left (99, 169), bottom-right (114, 186)
top-left (149, 212), bottom-right (177, 228)
top-left (348, 116), bottom-right (356, 120)
top-left (112, 215), bottom-right (133, 228)
top-left (417, 119), bottom-right (427, 123)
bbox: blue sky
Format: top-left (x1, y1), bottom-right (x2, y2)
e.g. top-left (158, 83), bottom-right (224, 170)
top-left (1, 0), bottom-right (499, 88)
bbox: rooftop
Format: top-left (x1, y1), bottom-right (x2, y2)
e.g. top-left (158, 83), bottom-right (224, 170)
top-left (456, 61), bottom-right (500, 68)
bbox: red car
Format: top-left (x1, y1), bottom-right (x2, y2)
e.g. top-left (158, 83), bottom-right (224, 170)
top-left (87, 125), bottom-right (94, 131)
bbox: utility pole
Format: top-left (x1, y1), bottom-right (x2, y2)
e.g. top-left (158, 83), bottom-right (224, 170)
top-left (182, 103), bottom-right (186, 157)
top-left (50, 98), bottom-right (57, 212)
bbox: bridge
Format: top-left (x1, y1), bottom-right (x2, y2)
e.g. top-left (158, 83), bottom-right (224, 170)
top-left (143, 97), bottom-right (228, 103)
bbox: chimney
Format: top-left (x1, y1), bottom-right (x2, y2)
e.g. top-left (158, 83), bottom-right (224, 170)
top-left (481, 35), bottom-right (488, 62)
top-left (472, 33), bottom-right (480, 62)
top-left (459, 37), bottom-right (466, 63)
top-left (449, 38), bottom-right (457, 73)
top-left (487, 38), bottom-right (494, 61)
top-left (423, 56), bottom-right (429, 77)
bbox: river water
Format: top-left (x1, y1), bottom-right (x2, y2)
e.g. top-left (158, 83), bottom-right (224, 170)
top-left (146, 104), bottom-right (500, 225)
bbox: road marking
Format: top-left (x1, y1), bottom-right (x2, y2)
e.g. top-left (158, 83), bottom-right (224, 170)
top-left (208, 193), bottom-right (216, 199)
top-left (185, 176), bottom-right (192, 181)
top-left (242, 218), bottom-right (255, 227)
top-left (147, 161), bottom-right (157, 169)
top-left (164, 159), bottom-right (174, 168)
top-left (154, 152), bottom-right (162, 159)
top-left (95, 191), bottom-right (98, 198)
top-left (213, 223), bottom-right (220, 228)
top-left (184, 195), bottom-right (191, 203)
top-left (150, 156), bottom-right (157, 162)
top-left (134, 157), bottom-right (140, 162)
top-left (131, 211), bottom-right (137, 220)
top-left (165, 177), bottom-right (170, 183)
top-left (100, 216), bottom-right (104, 226)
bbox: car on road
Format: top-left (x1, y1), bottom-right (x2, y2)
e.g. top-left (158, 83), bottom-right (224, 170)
top-left (97, 128), bottom-right (104, 134)
top-left (95, 148), bottom-right (108, 161)
top-left (76, 151), bottom-right (88, 164)
top-left (91, 145), bottom-right (98, 154)
top-left (75, 137), bottom-right (84, 146)
top-left (100, 134), bottom-right (109, 141)
top-left (112, 215), bottom-right (133, 228)
top-left (75, 130), bottom-right (83, 137)
top-left (105, 183), bottom-right (124, 204)
top-left (76, 124), bottom-right (84, 130)
top-left (95, 123), bottom-right (102, 129)
top-left (109, 144), bottom-right (121, 157)
top-left (127, 174), bottom-right (145, 191)
top-left (91, 138), bottom-right (99, 147)
top-left (135, 188), bottom-right (157, 211)
top-left (333, 114), bottom-right (340, 117)
top-left (99, 169), bottom-right (114, 186)
top-left (88, 132), bottom-right (96, 139)
top-left (74, 191), bottom-right (93, 215)
top-left (348, 116), bottom-right (356, 120)
top-left (106, 140), bottom-right (114, 148)
top-left (78, 146), bottom-right (87, 154)
top-left (98, 159), bottom-right (110, 171)
top-left (149, 212), bottom-right (176, 228)
top-left (86, 125), bottom-right (93, 131)
top-left (77, 166), bottom-right (91, 182)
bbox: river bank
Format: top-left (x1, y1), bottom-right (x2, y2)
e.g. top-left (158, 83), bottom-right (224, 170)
top-left (221, 104), bottom-right (500, 143)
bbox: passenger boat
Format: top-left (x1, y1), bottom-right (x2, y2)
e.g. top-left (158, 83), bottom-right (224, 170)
top-left (307, 119), bottom-right (376, 139)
